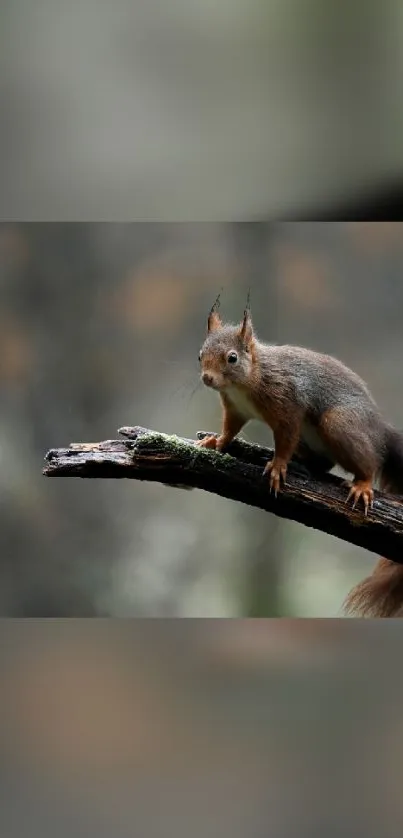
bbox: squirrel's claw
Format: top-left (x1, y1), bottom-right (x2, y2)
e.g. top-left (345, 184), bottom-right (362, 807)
top-left (346, 480), bottom-right (374, 515)
top-left (264, 459), bottom-right (287, 496)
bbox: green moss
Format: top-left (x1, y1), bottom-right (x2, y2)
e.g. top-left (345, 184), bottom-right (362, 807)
top-left (134, 431), bottom-right (240, 474)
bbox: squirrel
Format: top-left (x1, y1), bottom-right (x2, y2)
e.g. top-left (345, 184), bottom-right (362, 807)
top-left (196, 295), bottom-right (403, 617)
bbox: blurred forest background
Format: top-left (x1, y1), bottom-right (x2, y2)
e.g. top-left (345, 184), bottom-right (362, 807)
top-left (2, 221), bottom-right (403, 617)
top-left (3, 619), bottom-right (403, 837)
top-left (3, 0), bottom-right (403, 220)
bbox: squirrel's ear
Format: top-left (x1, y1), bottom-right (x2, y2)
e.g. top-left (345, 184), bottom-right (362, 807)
top-left (239, 294), bottom-right (253, 345)
top-left (207, 293), bottom-right (222, 332)
top-left (207, 310), bottom-right (222, 332)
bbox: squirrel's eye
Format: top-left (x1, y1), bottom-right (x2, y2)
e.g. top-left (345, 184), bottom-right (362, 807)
top-left (227, 351), bottom-right (238, 364)
top-left (198, 351), bottom-right (202, 363)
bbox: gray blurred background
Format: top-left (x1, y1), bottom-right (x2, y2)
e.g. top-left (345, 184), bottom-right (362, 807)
top-left (2, 221), bottom-right (403, 616)
top-left (0, 619), bottom-right (403, 838)
top-left (2, 0), bottom-right (403, 220)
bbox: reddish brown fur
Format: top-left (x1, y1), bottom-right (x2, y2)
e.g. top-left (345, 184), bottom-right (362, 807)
top-left (344, 558), bottom-right (403, 617)
top-left (207, 310), bottom-right (222, 334)
top-left (200, 394), bottom-right (246, 452)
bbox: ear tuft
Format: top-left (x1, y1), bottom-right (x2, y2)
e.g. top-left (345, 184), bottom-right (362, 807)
top-left (207, 292), bottom-right (223, 333)
top-left (239, 291), bottom-right (253, 345)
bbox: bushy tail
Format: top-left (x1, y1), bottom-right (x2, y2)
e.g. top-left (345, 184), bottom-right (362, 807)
top-left (343, 558), bottom-right (403, 617)
top-left (343, 427), bottom-right (403, 618)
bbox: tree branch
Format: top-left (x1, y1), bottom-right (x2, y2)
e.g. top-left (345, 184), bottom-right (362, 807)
top-left (43, 425), bottom-right (403, 564)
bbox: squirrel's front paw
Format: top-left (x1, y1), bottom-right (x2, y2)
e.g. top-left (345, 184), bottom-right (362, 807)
top-left (196, 435), bottom-right (219, 450)
top-left (196, 434), bottom-right (228, 452)
top-left (264, 458), bottom-right (287, 496)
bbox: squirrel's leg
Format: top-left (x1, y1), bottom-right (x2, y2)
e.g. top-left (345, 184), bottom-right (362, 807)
top-left (197, 397), bottom-right (245, 452)
top-left (263, 414), bottom-right (303, 495)
top-left (318, 407), bottom-right (378, 514)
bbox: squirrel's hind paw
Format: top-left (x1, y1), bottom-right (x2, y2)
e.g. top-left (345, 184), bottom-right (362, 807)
top-left (346, 480), bottom-right (374, 515)
top-left (264, 458), bottom-right (287, 496)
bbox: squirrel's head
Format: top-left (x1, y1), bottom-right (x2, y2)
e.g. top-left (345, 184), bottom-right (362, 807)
top-left (198, 296), bottom-right (256, 392)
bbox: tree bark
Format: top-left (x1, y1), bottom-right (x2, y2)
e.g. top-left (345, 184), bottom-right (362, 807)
top-left (43, 425), bottom-right (403, 565)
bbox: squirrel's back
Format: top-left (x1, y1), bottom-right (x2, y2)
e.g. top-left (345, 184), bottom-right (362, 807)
top-left (256, 342), bottom-right (379, 417)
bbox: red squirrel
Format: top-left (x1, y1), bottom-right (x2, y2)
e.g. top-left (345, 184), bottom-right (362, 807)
top-left (196, 296), bottom-right (403, 617)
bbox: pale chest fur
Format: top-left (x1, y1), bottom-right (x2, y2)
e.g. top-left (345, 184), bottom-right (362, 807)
top-left (224, 386), bottom-right (265, 422)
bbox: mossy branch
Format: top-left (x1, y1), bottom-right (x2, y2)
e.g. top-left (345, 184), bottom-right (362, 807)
top-left (43, 425), bottom-right (403, 565)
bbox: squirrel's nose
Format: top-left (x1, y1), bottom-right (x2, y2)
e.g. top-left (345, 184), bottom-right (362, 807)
top-left (202, 372), bottom-right (214, 387)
